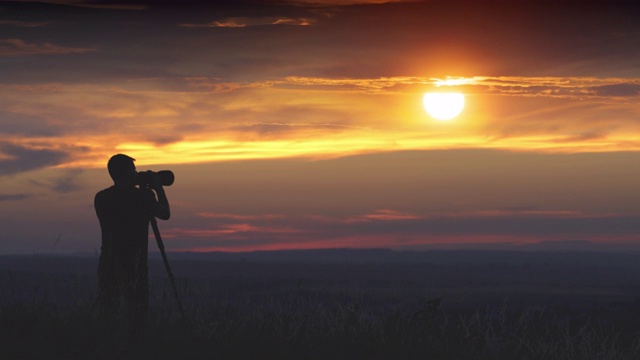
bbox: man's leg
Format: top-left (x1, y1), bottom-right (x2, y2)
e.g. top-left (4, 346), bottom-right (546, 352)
top-left (125, 273), bottom-right (149, 339)
top-left (98, 274), bottom-right (119, 321)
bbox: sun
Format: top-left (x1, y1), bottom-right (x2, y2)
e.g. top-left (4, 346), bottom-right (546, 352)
top-left (423, 92), bottom-right (465, 121)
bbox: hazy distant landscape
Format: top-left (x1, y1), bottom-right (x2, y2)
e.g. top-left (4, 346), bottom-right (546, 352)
top-left (5, 248), bottom-right (640, 311)
top-left (3, 249), bottom-right (640, 359)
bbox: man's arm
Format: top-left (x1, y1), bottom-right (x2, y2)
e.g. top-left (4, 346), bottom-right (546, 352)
top-left (153, 186), bottom-right (171, 220)
top-left (94, 191), bottom-right (114, 278)
top-left (149, 172), bottom-right (170, 220)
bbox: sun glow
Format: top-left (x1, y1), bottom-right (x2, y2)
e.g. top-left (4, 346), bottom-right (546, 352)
top-left (423, 92), bottom-right (465, 121)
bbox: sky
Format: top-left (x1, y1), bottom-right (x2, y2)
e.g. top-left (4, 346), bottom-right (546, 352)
top-left (1, 0), bottom-right (640, 254)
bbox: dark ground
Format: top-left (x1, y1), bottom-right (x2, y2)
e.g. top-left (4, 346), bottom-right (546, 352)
top-left (3, 249), bottom-right (640, 359)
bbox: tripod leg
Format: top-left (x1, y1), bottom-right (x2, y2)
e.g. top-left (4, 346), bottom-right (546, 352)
top-left (150, 217), bottom-right (187, 321)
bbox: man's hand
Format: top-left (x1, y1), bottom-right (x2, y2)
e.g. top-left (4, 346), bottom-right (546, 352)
top-left (147, 171), bottom-right (164, 191)
top-left (146, 171), bottom-right (170, 220)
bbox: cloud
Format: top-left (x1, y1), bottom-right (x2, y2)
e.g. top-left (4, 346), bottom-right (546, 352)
top-left (551, 132), bottom-right (608, 144)
top-left (589, 83), bottom-right (640, 97)
top-left (163, 223), bottom-right (302, 239)
top-left (2, 74), bottom-right (639, 171)
top-left (0, 111), bottom-right (60, 137)
top-left (0, 194), bottom-right (31, 202)
top-left (348, 209), bottom-right (422, 222)
top-left (283, 0), bottom-right (408, 4)
top-left (27, 168), bottom-right (87, 194)
top-left (352, 212), bottom-right (638, 240)
top-left (231, 122), bottom-right (369, 136)
top-left (50, 168), bottom-right (85, 194)
top-left (162, 207), bottom-right (640, 252)
top-left (274, 76), bottom-right (433, 92)
top-left (2, 0), bottom-right (639, 84)
top-left (4, 0), bottom-right (147, 10)
top-left (65, 3), bottom-right (147, 10)
top-left (0, 143), bottom-right (69, 176)
top-left (0, 39), bottom-right (94, 57)
top-left (180, 16), bottom-right (315, 28)
top-left (467, 77), bottom-right (640, 99)
top-left (197, 212), bottom-right (285, 221)
top-left (0, 21), bottom-right (50, 27)
top-left (184, 76), bottom-right (640, 101)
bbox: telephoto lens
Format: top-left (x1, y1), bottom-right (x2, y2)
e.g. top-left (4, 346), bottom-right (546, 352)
top-left (136, 170), bottom-right (174, 187)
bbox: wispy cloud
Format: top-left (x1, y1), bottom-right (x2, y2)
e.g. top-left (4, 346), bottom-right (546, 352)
top-left (180, 17), bottom-right (314, 28)
top-left (50, 168), bottom-right (85, 194)
top-left (163, 223), bottom-right (302, 239)
top-left (0, 111), bottom-right (60, 137)
top-left (348, 209), bottom-right (422, 222)
top-left (275, 76), bottom-right (640, 100)
top-left (0, 194), bottom-right (30, 202)
top-left (231, 122), bottom-right (371, 136)
top-left (66, 4), bottom-right (147, 10)
top-left (474, 77), bottom-right (640, 99)
top-left (286, 0), bottom-right (409, 4)
top-left (7, 0), bottom-right (147, 10)
top-left (0, 39), bottom-right (94, 57)
top-left (589, 83), bottom-right (640, 97)
top-left (197, 212), bottom-right (285, 221)
top-left (162, 208), bottom-right (640, 252)
top-left (0, 143), bottom-right (69, 176)
top-left (0, 20), bottom-right (50, 27)
top-left (184, 76), bottom-right (640, 100)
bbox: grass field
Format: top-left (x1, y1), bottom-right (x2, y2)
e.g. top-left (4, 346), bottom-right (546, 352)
top-left (3, 251), bottom-right (640, 359)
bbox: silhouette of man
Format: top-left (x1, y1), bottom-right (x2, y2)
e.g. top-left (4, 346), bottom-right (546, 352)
top-left (95, 154), bottom-right (170, 332)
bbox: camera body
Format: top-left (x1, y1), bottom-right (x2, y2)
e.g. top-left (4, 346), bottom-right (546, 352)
top-left (136, 170), bottom-right (174, 187)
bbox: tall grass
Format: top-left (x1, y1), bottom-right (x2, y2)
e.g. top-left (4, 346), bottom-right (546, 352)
top-left (2, 277), bottom-right (640, 360)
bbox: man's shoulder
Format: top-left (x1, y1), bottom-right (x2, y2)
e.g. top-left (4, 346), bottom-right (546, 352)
top-left (95, 186), bottom-right (153, 201)
top-left (95, 186), bottom-right (114, 199)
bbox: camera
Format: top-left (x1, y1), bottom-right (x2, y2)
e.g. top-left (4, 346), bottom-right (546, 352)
top-left (136, 170), bottom-right (174, 187)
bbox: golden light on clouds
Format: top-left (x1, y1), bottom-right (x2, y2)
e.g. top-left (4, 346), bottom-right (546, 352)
top-left (111, 133), bottom-right (484, 167)
top-left (1, 76), bottom-right (639, 169)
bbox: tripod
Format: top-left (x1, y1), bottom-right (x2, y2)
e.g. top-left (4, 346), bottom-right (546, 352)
top-left (150, 216), bottom-right (187, 321)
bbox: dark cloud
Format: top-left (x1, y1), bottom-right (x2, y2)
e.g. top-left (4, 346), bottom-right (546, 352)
top-left (2, 0), bottom-right (638, 84)
top-left (173, 122), bottom-right (206, 133)
top-left (0, 111), bottom-right (60, 137)
top-left (344, 213), bottom-right (640, 238)
top-left (469, 78), bottom-right (640, 99)
top-left (180, 16), bottom-right (315, 28)
top-left (0, 39), bottom-right (94, 57)
top-left (163, 208), bottom-right (640, 252)
top-left (50, 168), bottom-right (84, 194)
top-left (54, 0), bottom-right (256, 7)
top-left (589, 83), bottom-right (640, 97)
top-left (0, 143), bottom-right (69, 176)
top-left (0, 0), bottom-right (147, 10)
top-left (232, 122), bottom-right (362, 136)
top-left (148, 135), bottom-right (185, 146)
top-left (0, 194), bottom-right (30, 201)
top-left (553, 132), bottom-right (608, 143)
top-left (0, 20), bottom-right (50, 27)
top-left (26, 167), bottom-right (91, 194)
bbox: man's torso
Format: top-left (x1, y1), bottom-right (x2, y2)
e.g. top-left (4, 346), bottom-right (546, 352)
top-left (95, 186), bottom-right (155, 274)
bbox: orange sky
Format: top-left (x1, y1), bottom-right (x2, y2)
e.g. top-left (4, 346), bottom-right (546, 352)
top-left (2, 75), bottom-right (639, 168)
top-left (1, 0), bottom-right (640, 254)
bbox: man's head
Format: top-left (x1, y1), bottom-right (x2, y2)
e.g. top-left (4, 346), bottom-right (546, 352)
top-left (107, 154), bottom-right (137, 187)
